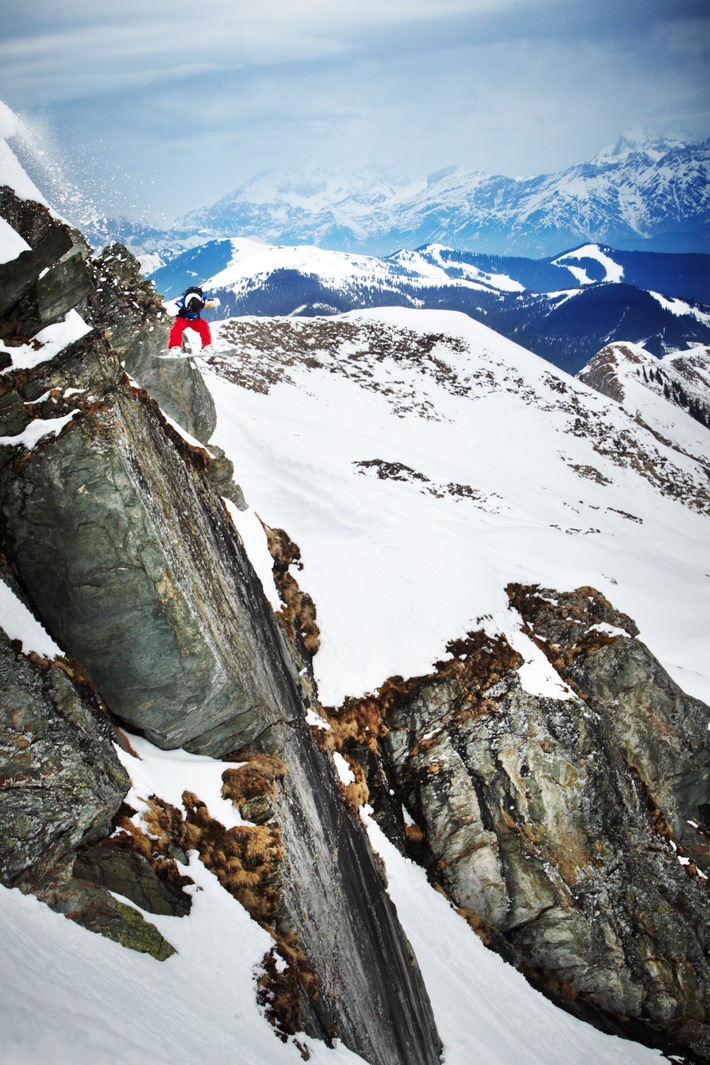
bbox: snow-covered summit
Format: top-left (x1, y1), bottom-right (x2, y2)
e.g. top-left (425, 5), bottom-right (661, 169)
top-left (169, 130), bottom-right (709, 257)
top-left (592, 127), bottom-right (697, 165)
top-left (551, 244), bottom-right (625, 285)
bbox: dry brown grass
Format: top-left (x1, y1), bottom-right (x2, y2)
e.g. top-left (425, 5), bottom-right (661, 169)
top-left (221, 754), bottom-right (287, 823)
top-left (260, 521), bottom-right (321, 660)
top-left (113, 795), bottom-right (193, 895)
top-left (404, 821), bottom-right (425, 846)
top-left (257, 932), bottom-right (320, 1043)
top-left (181, 790), bottom-right (284, 927)
top-left (339, 754), bottom-right (370, 812)
top-left (321, 630), bottom-right (520, 762)
top-left (175, 785), bottom-right (323, 1042)
top-left (318, 693), bottom-right (389, 755)
top-left (222, 753), bottom-right (287, 801)
top-left (454, 904), bottom-right (494, 947)
top-left (104, 778), bottom-right (326, 1036)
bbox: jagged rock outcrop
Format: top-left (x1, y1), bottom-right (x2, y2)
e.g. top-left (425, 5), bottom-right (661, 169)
top-left (0, 624), bottom-right (127, 888)
top-left (271, 721), bottom-right (441, 1061)
top-left (0, 194), bottom-right (91, 350)
top-left (0, 612), bottom-right (176, 960)
top-left (0, 332), bottom-right (297, 753)
top-left (0, 192), bottom-right (443, 1065)
top-left (325, 587), bottom-right (710, 1062)
top-left (0, 186), bottom-right (215, 445)
top-left (84, 242), bottom-right (217, 444)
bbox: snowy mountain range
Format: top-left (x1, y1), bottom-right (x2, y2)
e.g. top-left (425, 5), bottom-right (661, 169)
top-left (170, 130), bottom-right (709, 257)
top-left (41, 128), bottom-right (706, 261)
top-left (150, 238), bottom-right (710, 375)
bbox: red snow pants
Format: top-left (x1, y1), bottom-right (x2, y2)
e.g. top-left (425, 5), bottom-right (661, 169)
top-left (169, 316), bottom-right (212, 350)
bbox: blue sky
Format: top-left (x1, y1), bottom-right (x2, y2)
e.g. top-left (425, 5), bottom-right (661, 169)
top-left (1, 0), bottom-right (708, 224)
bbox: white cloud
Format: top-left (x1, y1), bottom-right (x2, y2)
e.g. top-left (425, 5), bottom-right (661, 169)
top-left (0, 0), bottom-right (539, 103)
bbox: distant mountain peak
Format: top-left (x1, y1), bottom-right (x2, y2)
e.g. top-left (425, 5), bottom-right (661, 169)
top-left (171, 130), bottom-right (709, 258)
top-left (426, 164), bottom-right (459, 187)
top-left (592, 127), bottom-right (699, 165)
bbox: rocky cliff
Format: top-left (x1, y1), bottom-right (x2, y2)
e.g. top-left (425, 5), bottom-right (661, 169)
top-left (0, 187), bottom-right (442, 1065)
top-left (321, 585), bottom-right (710, 1061)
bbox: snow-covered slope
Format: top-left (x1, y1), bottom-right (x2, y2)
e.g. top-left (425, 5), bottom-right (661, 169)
top-left (172, 130), bottom-right (710, 256)
top-left (0, 789), bottom-right (663, 1065)
top-left (0, 283), bottom-right (693, 1065)
top-left (0, 583), bottom-right (665, 1065)
top-left (0, 569), bottom-right (669, 1065)
top-left (204, 307), bottom-right (710, 708)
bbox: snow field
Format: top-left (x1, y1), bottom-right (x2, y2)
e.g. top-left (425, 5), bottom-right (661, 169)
top-left (205, 307), bottom-right (710, 705)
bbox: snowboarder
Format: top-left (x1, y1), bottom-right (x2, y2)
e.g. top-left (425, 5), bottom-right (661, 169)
top-left (167, 287), bottom-right (219, 356)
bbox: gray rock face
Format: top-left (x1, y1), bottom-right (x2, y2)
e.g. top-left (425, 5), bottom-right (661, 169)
top-left (331, 590), bottom-right (710, 1061)
top-left (0, 605), bottom-right (177, 961)
top-left (0, 389), bottom-right (28, 437)
top-left (0, 627), bottom-right (128, 886)
top-left (0, 188), bottom-right (92, 345)
top-left (270, 721), bottom-right (442, 1065)
top-left (74, 839), bottom-right (192, 918)
top-left (0, 333), bottom-right (296, 753)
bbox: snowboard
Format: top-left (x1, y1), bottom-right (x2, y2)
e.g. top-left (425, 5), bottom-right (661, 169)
top-left (156, 349), bottom-right (215, 360)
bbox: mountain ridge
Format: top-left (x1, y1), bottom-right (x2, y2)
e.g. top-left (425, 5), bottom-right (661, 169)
top-left (170, 130), bottom-right (710, 258)
top-left (29, 128), bottom-right (705, 261)
top-left (148, 239), bottom-right (710, 375)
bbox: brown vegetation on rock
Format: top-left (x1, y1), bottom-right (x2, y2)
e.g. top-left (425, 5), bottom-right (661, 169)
top-left (179, 783), bottom-right (321, 1042)
top-left (182, 790), bottom-right (283, 927)
top-left (257, 933), bottom-right (320, 1047)
top-left (260, 521), bottom-right (321, 661)
top-left (321, 629), bottom-right (521, 758)
top-left (112, 796), bottom-right (194, 899)
top-left (507, 582), bottom-right (638, 691)
top-left (221, 753), bottom-right (287, 824)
